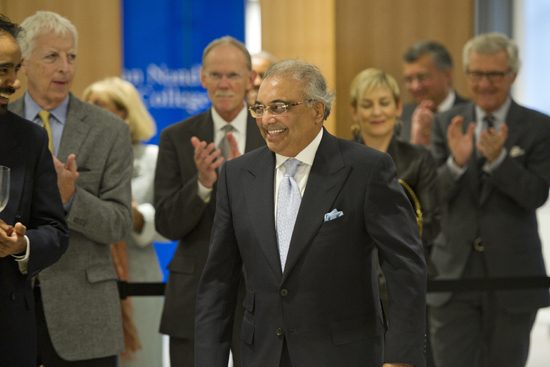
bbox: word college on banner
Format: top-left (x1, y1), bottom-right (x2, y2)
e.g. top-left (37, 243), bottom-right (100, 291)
top-left (123, 0), bottom-right (245, 281)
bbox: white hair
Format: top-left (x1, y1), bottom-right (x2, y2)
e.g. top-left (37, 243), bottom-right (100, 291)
top-left (20, 11), bottom-right (78, 59)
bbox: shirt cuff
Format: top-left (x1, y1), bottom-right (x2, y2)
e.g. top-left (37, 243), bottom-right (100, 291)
top-left (197, 179), bottom-right (212, 203)
top-left (446, 155), bottom-right (467, 180)
top-left (63, 192), bottom-right (76, 213)
top-left (483, 147), bottom-right (507, 173)
top-left (12, 235), bottom-right (30, 275)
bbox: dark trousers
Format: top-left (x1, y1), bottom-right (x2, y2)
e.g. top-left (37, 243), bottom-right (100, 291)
top-left (34, 287), bottom-right (118, 367)
top-left (429, 252), bottom-right (537, 367)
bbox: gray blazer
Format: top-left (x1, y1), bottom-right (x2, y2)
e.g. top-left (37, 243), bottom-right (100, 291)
top-left (428, 100), bottom-right (550, 312)
top-left (9, 94), bottom-right (133, 361)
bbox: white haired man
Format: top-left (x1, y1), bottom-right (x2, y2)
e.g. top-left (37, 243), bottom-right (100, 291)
top-left (9, 11), bottom-right (133, 367)
top-left (429, 32), bottom-right (550, 367)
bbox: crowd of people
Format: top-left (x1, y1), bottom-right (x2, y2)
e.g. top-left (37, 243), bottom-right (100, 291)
top-left (0, 9), bottom-right (549, 367)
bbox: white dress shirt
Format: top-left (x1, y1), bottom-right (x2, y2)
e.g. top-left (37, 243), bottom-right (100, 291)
top-left (274, 128), bottom-right (324, 226)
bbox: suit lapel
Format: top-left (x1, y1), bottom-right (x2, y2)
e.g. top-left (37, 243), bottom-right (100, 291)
top-left (242, 147), bottom-right (281, 280)
top-left (0, 114), bottom-right (24, 222)
top-left (281, 129), bottom-right (351, 284)
top-left (57, 94), bottom-right (91, 162)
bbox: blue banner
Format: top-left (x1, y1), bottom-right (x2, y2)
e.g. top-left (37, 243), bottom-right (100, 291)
top-left (123, 0), bottom-right (245, 281)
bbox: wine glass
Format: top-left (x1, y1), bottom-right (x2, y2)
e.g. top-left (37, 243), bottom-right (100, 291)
top-left (0, 166), bottom-right (10, 212)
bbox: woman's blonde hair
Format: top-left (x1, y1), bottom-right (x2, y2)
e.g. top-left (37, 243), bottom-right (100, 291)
top-left (83, 77), bottom-right (156, 143)
top-left (349, 68), bottom-right (400, 108)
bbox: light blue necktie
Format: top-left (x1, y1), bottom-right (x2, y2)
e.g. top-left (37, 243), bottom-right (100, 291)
top-left (276, 159), bottom-right (302, 271)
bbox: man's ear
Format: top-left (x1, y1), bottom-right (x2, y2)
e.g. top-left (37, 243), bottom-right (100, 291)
top-left (246, 69), bottom-right (257, 91)
top-left (314, 101), bottom-right (325, 123)
top-left (199, 67), bottom-right (207, 89)
top-left (20, 58), bottom-right (27, 75)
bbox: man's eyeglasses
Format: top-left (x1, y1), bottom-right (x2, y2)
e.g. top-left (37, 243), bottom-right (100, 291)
top-left (466, 69), bottom-right (512, 83)
top-left (248, 99), bottom-right (316, 118)
top-left (206, 72), bottom-right (243, 81)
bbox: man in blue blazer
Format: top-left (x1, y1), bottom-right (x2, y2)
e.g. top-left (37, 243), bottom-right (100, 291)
top-left (0, 15), bottom-right (69, 367)
top-left (195, 60), bottom-right (427, 367)
top-left (429, 33), bottom-right (550, 367)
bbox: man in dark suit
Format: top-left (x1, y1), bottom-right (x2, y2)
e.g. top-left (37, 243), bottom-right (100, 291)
top-left (9, 11), bottom-right (133, 367)
top-left (0, 15), bottom-right (69, 367)
top-left (154, 36), bottom-right (265, 367)
top-left (429, 32), bottom-right (550, 367)
top-left (400, 41), bottom-right (468, 146)
top-left (195, 60), bottom-right (427, 367)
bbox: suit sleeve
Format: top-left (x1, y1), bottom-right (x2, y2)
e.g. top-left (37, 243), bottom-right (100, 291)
top-left (489, 121), bottom-right (550, 210)
top-left (194, 163), bottom-right (242, 367)
top-left (365, 153), bottom-right (427, 367)
top-left (154, 127), bottom-right (210, 240)
top-left (65, 122), bottom-right (133, 245)
top-left (25, 128), bottom-right (69, 279)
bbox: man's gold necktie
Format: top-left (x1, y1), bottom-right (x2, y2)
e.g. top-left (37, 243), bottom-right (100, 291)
top-left (38, 110), bottom-right (54, 154)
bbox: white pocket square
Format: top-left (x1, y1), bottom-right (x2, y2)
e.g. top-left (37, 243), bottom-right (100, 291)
top-left (324, 209), bottom-right (344, 222)
top-left (509, 146), bottom-right (525, 158)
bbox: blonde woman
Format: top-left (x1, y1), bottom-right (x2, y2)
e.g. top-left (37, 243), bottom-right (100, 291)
top-left (350, 68), bottom-right (440, 257)
top-left (83, 77), bottom-right (165, 367)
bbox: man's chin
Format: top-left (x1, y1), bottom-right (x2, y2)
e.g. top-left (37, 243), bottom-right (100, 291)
top-left (0, 103), bottom-right (7, 114)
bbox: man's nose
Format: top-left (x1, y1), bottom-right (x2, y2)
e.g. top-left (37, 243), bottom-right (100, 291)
top-left (12, 76), bottom-right (21, 90)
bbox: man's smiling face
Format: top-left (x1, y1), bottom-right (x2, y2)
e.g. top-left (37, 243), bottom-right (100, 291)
top-left (255, 76), bottom-right (324, 157)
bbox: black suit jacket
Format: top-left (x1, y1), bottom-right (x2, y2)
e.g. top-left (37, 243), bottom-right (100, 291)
top-left (429, 100), bottom-right (550, 311)
top-left (0, 111), bottom-right (69, 367)
top-left (195, 129), bottom-right (427, 367)
top-left (398, 92), bottom-right (468, 142)
top-left (155, 108), bottom-right (265, 338)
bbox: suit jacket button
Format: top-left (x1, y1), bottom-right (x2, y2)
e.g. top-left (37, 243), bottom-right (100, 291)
top-left (280, 289), bottom-right (288, 297)
top-left (276, 328), bottom-right (283, 336)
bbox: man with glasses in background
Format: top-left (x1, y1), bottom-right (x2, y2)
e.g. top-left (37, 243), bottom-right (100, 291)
top-left (429, 33), bottom-right (550, 367)
top-left (401, 41), bottom-right (468, 146)
top-left (195, 60), bottom-right (427, 367)
top-left (154, 36), bottom-right (265, 367)
top-left (246, 51), bottom-right (277, 106)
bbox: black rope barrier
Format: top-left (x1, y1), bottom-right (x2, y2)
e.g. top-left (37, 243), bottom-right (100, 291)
top-left (118, 277), bottom-right (550, 299)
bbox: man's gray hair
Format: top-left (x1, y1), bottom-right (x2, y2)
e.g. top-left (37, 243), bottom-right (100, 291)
top-left (20, 11), bottom-right (78, 60)
top-left (252, 50), bottom-right (277, 65)
top-left (263, 60), bottom-right (335, 121)
top-left (463, 32), bottom-right (520, 73)
top-left (403, 40), bottom-right (453, 71)
top-left (202, 36), bottom-right (251, 70)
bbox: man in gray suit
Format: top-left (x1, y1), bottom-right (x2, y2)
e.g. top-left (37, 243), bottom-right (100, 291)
top-left (154, 36), bottom-right (265, 367)
top-left (9, 11), bottom-right (133, 367)
top-left (429, 32), bottom-right (550, 367)
top-left (400, 41), bottom-right (467, 146)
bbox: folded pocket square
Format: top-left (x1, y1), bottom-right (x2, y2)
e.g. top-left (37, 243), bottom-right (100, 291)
top-left (509, 146), bottom-right (525, 158)
top-left (324, 209), bottom-right (344, 222)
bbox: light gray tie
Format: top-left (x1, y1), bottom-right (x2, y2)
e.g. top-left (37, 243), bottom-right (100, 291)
top-left (219, 124), bottom-right (235, 161)
top-left (276, 159), bottom-right (302, 271)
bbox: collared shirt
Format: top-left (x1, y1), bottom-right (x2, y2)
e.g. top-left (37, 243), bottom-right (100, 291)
top-left (24, 92), bottom-right (69, 157)
top-left (274, 128), bottom-right (324, 226)
top-left (197, 103), bottom-right (250, 201)
top-left (437, 89), bottom-right (456, 113)
top-left (211, 102), bottom-right (248, 154)
top-left (447, 98), bottom-right (511, 178)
